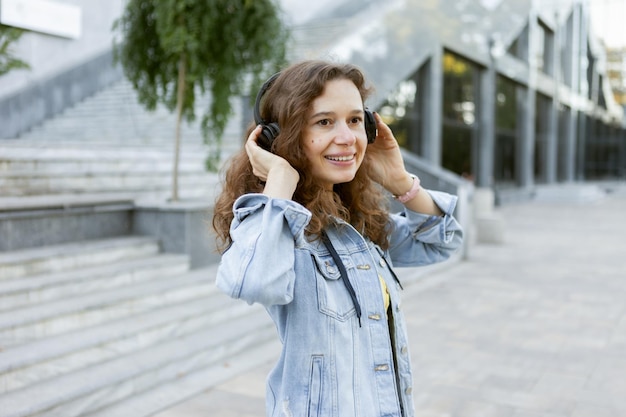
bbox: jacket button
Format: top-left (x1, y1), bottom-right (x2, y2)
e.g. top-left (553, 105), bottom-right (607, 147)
top-left (374, 364), bottom-right (389, 371)
top-left (405, 387), bottom-right (413, 395)
top-left (379, 258), bottom-right (386, 268)
top-left (401, 346), bottom-right (408, 354)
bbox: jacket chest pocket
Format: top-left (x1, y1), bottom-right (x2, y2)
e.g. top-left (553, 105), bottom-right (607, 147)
top-left (311, 253), bottom-right (357, 321)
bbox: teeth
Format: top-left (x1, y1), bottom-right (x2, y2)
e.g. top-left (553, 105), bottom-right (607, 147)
top-left (326, 155), bottom-right (354, 162)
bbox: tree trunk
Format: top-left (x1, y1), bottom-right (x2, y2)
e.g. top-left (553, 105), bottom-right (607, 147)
top-left (172, 54), bottom-right (186, 202)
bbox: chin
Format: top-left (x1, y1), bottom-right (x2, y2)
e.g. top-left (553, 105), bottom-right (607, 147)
top-left (333, 174), bottom-right (357, 185)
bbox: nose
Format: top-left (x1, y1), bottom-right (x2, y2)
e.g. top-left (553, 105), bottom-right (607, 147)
top-left (334, 121), bottom-right (356, 146)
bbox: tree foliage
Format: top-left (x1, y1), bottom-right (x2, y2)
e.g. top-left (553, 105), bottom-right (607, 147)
top-left (0, 25), bottom-right (29, 77)
top-left (112, 0), bottom-right (289, 176)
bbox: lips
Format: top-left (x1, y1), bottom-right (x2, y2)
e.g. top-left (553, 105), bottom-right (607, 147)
top-left (325, 154), bottom-right (355, 162)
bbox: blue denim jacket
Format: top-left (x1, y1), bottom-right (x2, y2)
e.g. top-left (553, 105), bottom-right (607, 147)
top-left (216, 190), bottom-right (463, 417)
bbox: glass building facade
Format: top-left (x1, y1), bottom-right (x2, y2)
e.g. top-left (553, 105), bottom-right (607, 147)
top-left (291, 0), bottom-right (626, 201)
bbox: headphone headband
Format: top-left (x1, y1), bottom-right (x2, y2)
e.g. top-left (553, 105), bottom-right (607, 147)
top-left (253, 72), bottom-right (281, 126)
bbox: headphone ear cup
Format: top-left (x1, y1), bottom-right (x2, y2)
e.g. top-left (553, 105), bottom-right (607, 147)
top-left (253, 73), bottom-right (282, 152)
top-left (364, 109), bottom-right (377, 144)
top-left (258, 122), bottom-right (280, 151)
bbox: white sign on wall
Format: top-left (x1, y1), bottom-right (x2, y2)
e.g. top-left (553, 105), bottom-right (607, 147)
top-left (0, 0), bottom-right (81, 39)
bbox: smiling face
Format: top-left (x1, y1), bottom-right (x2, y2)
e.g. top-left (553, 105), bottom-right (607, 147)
top-left (302, 78), bottom-right (368, 190)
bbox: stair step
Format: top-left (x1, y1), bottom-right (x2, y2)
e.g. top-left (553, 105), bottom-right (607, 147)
top-left (0, 148), bottom-right (208, 174)
top-left (0, 236), bottom-right (161, 281)
top-left (92, 336), bottom-right (280, 417)
top-left (0, 276), bottom-right (259, 395)
top-left (0, 148), bottom-right (208, 172)
top-left (0, 193), bottom-right (135, 212)
top-left (533, 183), bottom-right (607, 203)
top-left (0, 310), bottom-right (274, 417)
top-left (0, 159), bottom-right (206, 174)
top-left (0, 144), bottom-right (208, 158)
top-left (0, 170), bottom-right (216, 184)
top-left (0, 140), bottom-right (215, 150)
top-left (0, 172), bottom-right (219, 197)
top-left (0, 253), bottom-right (190, 311)
top-left (0, 268), bottom-right (213, 348)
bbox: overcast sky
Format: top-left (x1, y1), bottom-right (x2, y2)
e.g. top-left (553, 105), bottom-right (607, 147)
top-left (589, 0), bottom-right (626, 48)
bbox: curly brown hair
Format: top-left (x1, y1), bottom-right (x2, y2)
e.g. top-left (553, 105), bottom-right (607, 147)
top-left (212, 60), bottom-right (392, 252)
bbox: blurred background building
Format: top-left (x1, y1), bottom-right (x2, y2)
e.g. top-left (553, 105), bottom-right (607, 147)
top-left (1, 0), bottom-right (624, 203)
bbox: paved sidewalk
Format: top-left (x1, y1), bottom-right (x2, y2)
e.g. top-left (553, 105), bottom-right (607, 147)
top-left (156, 187), bottom-right (626, 417)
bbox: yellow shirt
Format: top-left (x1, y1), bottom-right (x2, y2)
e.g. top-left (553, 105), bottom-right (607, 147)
top-left (378, 274), bottom-right (390, 314)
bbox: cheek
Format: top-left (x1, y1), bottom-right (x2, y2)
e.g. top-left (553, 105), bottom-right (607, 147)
top-left (357, 137), bottom-right (368, 153)
top-left (302, 143), bottom-right (317, 164)
top-left (304, 138), bottom-right (325, 156)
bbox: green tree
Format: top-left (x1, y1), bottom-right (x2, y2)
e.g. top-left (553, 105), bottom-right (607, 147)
top-left (0, 25), bottom-right (29, 76)
top-left (113, 0), bottom-right (288, 201)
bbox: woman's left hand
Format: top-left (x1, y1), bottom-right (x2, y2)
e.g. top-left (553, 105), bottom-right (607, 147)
top-left (365, 113), bottom-right (413, 196)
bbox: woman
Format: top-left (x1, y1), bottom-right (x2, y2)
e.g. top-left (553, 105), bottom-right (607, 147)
top-left (213, 60), bottom-right (463, 417)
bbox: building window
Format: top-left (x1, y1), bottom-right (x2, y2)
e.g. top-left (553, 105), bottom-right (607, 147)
top-left (586, 122), bottom-right (622, 179)
top-left (598, 76), bottom-right (607, 110)
top-left (577, 112), bottom-right (589, 179)
top-left (442, 51), bottom-right (477, 179)
top-left (557, 104), bottom-right (571, 182)
top-left (534, 93), bottom-right (551, 183)
top-left (534, 22), bottom-right (545, 72)
top-left (507, 24), bottom-right (529, 60)
top-left (559, 11), bottom-right (574, 87)
top-left (586, 45), bottom-right (595, 100)
top-left (535, 20), bottom-right (554, 75)
top-left (379, 75), bottom-right (421, 155)
top-left (494, 75), bottom-right (518, 184)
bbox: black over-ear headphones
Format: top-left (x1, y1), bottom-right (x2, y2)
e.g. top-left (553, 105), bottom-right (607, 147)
top-left (253, 72), bottom-right (378, 151)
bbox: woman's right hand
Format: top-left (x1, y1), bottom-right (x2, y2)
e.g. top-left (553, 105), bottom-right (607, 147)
top-left (245, 125), bottom-right (300, 199)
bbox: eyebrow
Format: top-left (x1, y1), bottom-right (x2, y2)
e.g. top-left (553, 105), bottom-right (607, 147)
top-left (309, 109), bottom-right (364, 120)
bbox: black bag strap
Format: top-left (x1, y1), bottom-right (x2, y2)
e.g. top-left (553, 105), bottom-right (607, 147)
top-left (320, 230), bottom-right (362, 327)
top-left (373, 245), bottom-right (404, 290)
top-left (384, 255), bottom-right (403, 290)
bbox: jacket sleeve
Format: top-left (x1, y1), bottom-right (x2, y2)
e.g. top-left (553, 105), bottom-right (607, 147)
top-left (216, 194), bottom-right (311, 306)
top-left (387, 189), bottom-right (464, 267)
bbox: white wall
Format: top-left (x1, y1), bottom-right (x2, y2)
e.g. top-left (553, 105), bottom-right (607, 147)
top-left (0, 0), bottom-right (352, 101)
top-left (0, 0), bottom-right (125, 100)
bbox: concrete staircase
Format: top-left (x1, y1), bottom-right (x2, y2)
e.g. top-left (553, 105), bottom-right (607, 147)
top-left (0, 236), bottom-right (275, 417)
top-left (1, 77), bottom-right (247, 202)
top-left (0, 77), bottom-right (278, 416)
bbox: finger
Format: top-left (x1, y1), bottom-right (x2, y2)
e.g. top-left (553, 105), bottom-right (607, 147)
top-left (245, 126), bottom-right (262, 156)
top-left (246, 125), bottom-right (262, 146)
top-left (373, 111), bottom-right (385, 128)
top-left (373, 112), bottom-right (392, 136)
